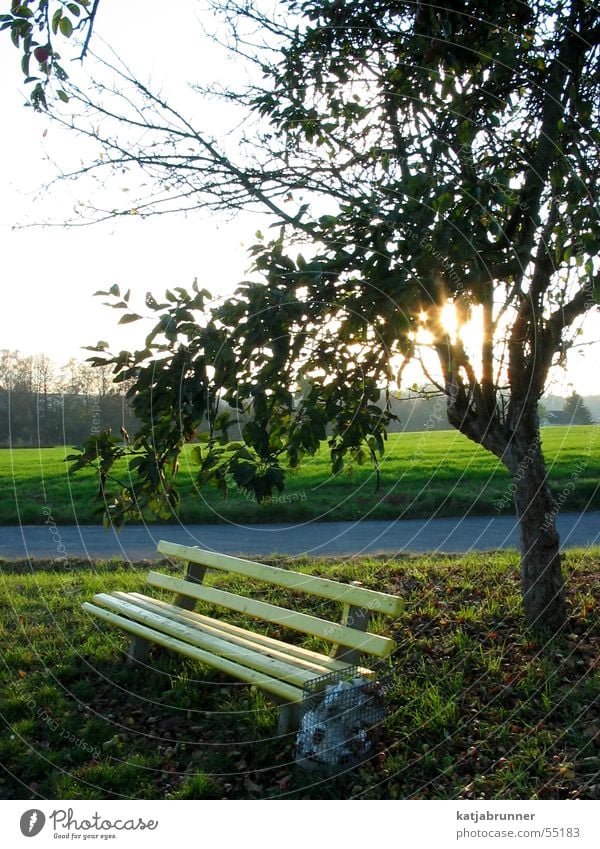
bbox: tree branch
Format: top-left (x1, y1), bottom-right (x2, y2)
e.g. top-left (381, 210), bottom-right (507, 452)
top-left (78, 0), bottom-right (102, 61)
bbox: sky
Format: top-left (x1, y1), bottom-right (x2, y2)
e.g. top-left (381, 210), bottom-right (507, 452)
top-left (0, 1), bottom-right (256, 362)
top-left (0, 0), bottom-right (597, 396)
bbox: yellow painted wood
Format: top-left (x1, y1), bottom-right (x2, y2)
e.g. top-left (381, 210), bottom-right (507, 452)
top-left (116, 592), bottom-right (373, 677)
top-left (115, 593), bottom-right (337, 675)
top-left (157, 540), bottom-right (402, 616)
top-left (92, 593), bottom-right (318, 687)
top-left (82, 602), bottom-right (304, 703)
top-left (146, 571), bottom-right (395, 658)
top-left (122, 593), bottom-right (373, 673)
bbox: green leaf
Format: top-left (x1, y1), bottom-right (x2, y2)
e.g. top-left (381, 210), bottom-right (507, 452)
top-left (59, 16), bottom-right (73, 37)
top-left (30, 82), bottom-right (47, 110)
top-left (57, 90), bottom-right (69, 103)
top-left (232, 461), bottom-right (256, 487)
top-left (319, 215), bottom-right (337, 228)
top-left (118, 313), bottom-right (143, 324)
top-left (332, 454), bottom-right (344, 475)
top-left (215, 411), bottom-right (231, 431)
top-left (51, 9), bottom-right (62, 34)
top-left (82, 340), bottom-right (109, 352)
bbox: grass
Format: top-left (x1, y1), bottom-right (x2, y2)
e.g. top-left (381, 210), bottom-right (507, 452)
top-left (0, 550), bottom-right (598, 800)
top-left (1, 425), bottom-right (599, 525)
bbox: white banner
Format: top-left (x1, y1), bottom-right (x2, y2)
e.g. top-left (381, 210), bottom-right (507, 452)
top-left (0, 800), bottom-right (598, 848)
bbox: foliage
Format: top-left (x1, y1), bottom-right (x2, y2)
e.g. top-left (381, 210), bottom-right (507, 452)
top-left (563, 392), bottom-right (594, 426)
top-left (77, 278), bottom-right (400, 518)
top-left (66, 0), bottom-right (599, 494)
top-left (0, 0), bottom-right (98, 108)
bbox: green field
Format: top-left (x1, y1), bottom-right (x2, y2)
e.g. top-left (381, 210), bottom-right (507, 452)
top-left (0, 551), bottom-right (597, 799)
top-left (0, 426), bottom-right (598, 525)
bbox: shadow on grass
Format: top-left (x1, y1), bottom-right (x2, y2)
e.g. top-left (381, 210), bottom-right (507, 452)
top-left (0, 551), bottom-right (598, 799)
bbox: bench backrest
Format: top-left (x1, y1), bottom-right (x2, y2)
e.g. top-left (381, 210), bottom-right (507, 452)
top-left (153, 540), bottom-right (401, 659)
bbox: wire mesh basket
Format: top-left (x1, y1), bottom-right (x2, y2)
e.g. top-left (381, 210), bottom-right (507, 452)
top-left (295, 665), bottom-right (388, 772)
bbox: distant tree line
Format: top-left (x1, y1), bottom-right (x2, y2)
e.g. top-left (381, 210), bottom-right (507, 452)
top-left (0, 351), bottom-right (138, 448)
top-left (562, 392), bottom-right (594, 425)
top-left (0, 349), bottom-right (458, 448)
top-left (1, 350), bottom-right (594, 448)
top-left (539, 391), bottom-right (595, 426)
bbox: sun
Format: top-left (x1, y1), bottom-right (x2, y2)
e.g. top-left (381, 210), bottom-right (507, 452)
top-left (440, 302), bottom-right (459, 337)
top-left (439, 301), bottom-right (484, 351)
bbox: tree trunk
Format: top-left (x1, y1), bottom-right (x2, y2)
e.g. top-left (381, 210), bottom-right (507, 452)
top-left (505, 432), bottom-right (567, 633)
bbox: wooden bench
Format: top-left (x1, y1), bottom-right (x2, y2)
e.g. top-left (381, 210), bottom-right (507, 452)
top-left (82, 540), bottom-right (402, 732)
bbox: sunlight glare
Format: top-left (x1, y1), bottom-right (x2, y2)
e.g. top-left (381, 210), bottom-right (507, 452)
top-left (440, 302), bottom-right (459, 337)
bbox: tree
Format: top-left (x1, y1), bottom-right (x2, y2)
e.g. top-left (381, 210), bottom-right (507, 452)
top-left (31, 1), bottom-right (600, 632)
top-left (0, 348), bottom-right (138, 447)
top-left (563, 391), bottom-right (594, 425)
top-left (1, 0), bottom-right (99, 109)
top-left (0, 349), bottom-right (36, 445)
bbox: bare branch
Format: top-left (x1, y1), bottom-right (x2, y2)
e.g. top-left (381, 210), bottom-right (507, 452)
top-left (78, 0), bottom-right (102, 61)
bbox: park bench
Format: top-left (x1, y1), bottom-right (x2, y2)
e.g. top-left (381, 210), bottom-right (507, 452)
top-left (82, 540), bottom-right (402, 732)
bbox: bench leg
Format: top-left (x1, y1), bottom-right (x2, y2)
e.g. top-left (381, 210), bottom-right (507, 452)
top-left (173, 561), bottom-right (207, 611)
top-left (331, 602), bottom-right (370, 666)
top-left (277, 703), bottom-right (301, 736)
top-left (127, 635), bottom-right (152, 665)
top-left (126, 561), bottom-right (206, 666)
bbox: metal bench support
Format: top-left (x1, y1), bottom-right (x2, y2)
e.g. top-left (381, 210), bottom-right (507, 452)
top-left (276, 702), bottom-right (302, 736)
top-left (330, 582), bottom-right (371, 667)
top-left (127, 559), bottom-right (207, 665)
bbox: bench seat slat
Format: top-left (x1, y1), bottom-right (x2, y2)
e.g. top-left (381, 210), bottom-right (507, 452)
top-left (116, 593), bottom-right (370, 676)
top-left (157, 540), bottom-right (402, 616)
top-left (147, 571), bottom-right (395, 658)
top-left (92, 593), bottom-right (320, 688)
top-left (82, 602), bottom-right (304, 703)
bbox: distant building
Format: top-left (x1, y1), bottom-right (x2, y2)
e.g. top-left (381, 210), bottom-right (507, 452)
top-left (547, 410), bottom-right (577, 425)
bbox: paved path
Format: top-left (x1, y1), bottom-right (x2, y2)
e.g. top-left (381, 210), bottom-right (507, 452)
top-left (0, 512), bottom-right (598, 561)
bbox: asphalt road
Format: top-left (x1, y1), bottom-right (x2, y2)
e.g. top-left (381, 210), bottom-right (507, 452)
top-left (0, 511), bottom-right (598, 561)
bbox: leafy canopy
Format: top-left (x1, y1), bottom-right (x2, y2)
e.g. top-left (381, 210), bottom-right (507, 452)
top-left (65, 0), bottom-right (598, 525)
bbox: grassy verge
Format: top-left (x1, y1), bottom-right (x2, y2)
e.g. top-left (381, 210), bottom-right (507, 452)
top-left (1, 426), bottom-right (599, 525)
top-left (0, 551), bottom-right (598, 800)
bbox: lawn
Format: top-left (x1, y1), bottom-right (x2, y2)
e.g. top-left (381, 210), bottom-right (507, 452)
top-left (0, 426), bottom-right (598, 525)
top-left (0, 551), bottom-right (598, 800)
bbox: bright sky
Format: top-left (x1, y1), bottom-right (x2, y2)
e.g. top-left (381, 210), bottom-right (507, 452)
top-left (0, 0), bottom-right (597, 395)
top-left (0, 1), bottom-right (255, 362)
